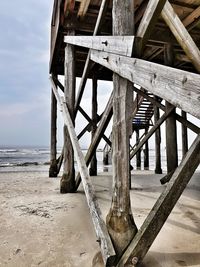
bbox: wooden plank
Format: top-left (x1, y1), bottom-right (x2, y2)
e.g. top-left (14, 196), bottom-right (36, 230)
top-left (117, 133), bottom-right (200, 266)
top-left (136, 0), bottom-right (167, 54)
top-left (64, 35), bottom-right (135, 57)
top-left (90, 50), bottom-right (200, 119)
top-left (164, 43), bottom-right (178, 174)
top-left (64, 0), bottom-right (75, 17)
top-left (154, 97), bottom-right (162, 174)
top-left (49, 75), bottom-right (58, 178)
top-left (106, 0), bottom-right (138, 258)
top-left (162, 1), bottom-right (200, 72)
top-left (176, 114), bottom-right (200, 134)
top-left (181, 111), bottom-right (188, 157)
top-left (75, 0), bottom-right (108, 116)
top-left (130, 106), bottom-right (175, 159)
top-left (89, 75), bottom-right (98, 176)
top-left (144, 128), bottom-right (149, 170)
top-left (165, 101), bottom-right (178, 173)
top-left (78, 0), bottom-right (91, 18)
top-left (136, 129), bottom-right (141, 169)
top-left (61, 42), bottom-right (76, 193)
top-left (182, 6), bottom-right (200, 28)
top-left (75, 91), bottom-right (113, 190)
top-left (50, 77), bottom-right (116, 266)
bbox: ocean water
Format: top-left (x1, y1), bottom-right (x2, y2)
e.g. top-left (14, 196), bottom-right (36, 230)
top-left (0, 146), bottom-right (51, 172)
top-left (0, 146), bottom-right (199, 173)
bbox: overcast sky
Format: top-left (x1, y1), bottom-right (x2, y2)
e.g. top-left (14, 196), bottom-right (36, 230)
top-left (0, 1), bottom-right (113, 148)
top-left (0, 1), bottom-right (54, 147)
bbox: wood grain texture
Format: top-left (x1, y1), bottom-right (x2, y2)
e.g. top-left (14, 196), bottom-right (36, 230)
top-left (64, 36), bottom-right (135, 57)
top-left (61, 43), bottom-right (76, 193)
top-left (90, 50), bottom-right (200, 119)
top-left (162, 1), bottom-right (200, 72)
top-left (106, 0), bottom-right (138, 259)
top-left (136, 0), bottom-right (167, 53)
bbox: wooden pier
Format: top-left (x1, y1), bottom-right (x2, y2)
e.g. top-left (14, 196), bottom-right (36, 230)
top-left (49, 0), bottom-right (200, 266)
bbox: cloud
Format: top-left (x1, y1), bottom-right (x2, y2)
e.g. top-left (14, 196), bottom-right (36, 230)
top-left (0, 0), bottom-right (54, 146)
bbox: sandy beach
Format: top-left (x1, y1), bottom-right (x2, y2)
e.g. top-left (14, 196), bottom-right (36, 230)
top-left (0, 170), bottom-right (199, 267)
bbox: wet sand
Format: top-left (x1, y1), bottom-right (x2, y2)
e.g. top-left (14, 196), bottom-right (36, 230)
top-left (0, 170), bottom-right (199, 267)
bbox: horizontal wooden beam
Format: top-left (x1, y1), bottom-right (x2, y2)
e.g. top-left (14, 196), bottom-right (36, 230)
top-left (65, 36), bottom-right (135, 57)
top-left (118, 133), bottom-right (200, 266)
top-left (90, 50), bottom-right (200, 119)
top-left (50, 76), bottom-right (116, 266)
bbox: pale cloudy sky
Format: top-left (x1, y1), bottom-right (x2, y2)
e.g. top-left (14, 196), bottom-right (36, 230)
top-left (0, 1), bottom-right (54, 146)
top-left (0, 0), bottom-right (113, 147)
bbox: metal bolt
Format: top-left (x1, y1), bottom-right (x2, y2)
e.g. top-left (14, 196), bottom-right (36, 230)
top-left (103, 56), bottom-right (109, 61)
top-left (102, 40), bottom-right (108, 46)
top-left (131, 257), bottom-right (138, 265)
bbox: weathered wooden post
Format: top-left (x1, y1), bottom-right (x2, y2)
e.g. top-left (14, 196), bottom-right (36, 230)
top-left (144, 128), bottom-right (149, 170)
top-left (49, 74), bottom-right (58, 177)
top-left (89, 75), bottom-right (98, 176)
top-left (106, 0), bottom-right (138, 259)
top-left (164, 43), bottom-right (178, 175)
top-left (181, 111), bottom-right (188, 157)
top-left (154, 99), bottom-right (162, 174)
top-left (136, 129), bottom-right (141, 170)
top-left (60, 38), bottom-right (76, 193)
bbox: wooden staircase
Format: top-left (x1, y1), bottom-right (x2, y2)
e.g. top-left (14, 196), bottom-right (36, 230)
top-left (103, 91), bottom-right (155, 163)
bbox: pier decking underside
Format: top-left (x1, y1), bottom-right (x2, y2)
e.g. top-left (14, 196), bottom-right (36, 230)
top-left (50, 0), bottom-right (200, 78)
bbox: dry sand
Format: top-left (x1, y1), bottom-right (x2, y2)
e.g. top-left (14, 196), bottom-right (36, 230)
top-left (0, 170), bottom-right (199, 267)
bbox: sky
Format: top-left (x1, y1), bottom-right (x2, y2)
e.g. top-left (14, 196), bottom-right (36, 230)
top-left (0, 1), bottom-right (199, 150)
top-left (0, 1), bottom-right (113, 148)
top-left (0, 1), bottom-right (54, 147)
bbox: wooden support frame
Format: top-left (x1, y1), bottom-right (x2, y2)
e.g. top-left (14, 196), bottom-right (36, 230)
top-left (117, 133), bottom-right (200, 266)
top-left (75, 91), bottom-right (113, 190)
top-left (132, 85), bottom-right (200, 134)
top-left (136, 0), bottom-right (167, 55)
top-left (50, 76), bottom-right (116, 266)
top-left (106, 0), bottom-right (138, 260)
top-left (74, 0), bottom-right (109, 116)
top-left (182, 6), bottom-right (200, 29)
top-left (154, 97), bottom-right (162, 174)
top-left (181, 111), bottom-right (188, 157)
top-left (78, 106), bottom-right (111, 145)
top-left (164, 43), bottom-right (178, 174)
top-left (162, 1), bottom-right (200, 72)
top-left (49, 75), bottom-right (58, 177)
top-left (89, 75), bottom-right (98, 176)
top-left (130, 105), bottom-right (175, 159)
top-left (61, 42), bottom-right (76, 193)
top-left (90, 50), bottom-right (200, 119)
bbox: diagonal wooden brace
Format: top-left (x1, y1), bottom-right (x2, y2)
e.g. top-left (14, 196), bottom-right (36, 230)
top-left (50, 76), bottom-right (116, 266)
top-left (117, 133), bottom-right (200, 266)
